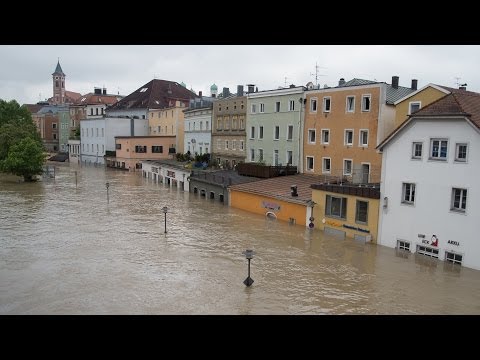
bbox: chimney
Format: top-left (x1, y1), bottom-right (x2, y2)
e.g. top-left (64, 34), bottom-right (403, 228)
top-left (102, 88), bottom-right (107, 95)
top-left (237, 85), bottom-right (244, 96)
top-left (289, 84), bottom-right (295, 88)
top-left (411, 79), bottom-right (418, 90)
top-left (247, 84), bottom-right (255, 93)
top-left (338, 78), bottom-right (346, 86)
top-left (199, 91), bottom-right (202, 97)
top-left (255, 87), bottom-right (258, 92)
top-left (222, 87), bottom-right (229, 98)
top-left (291, 185), bottom-right (298, 197)
top-left (94, 87), bottom-right (101, 95)
top-left (212, 93), bottom-right (216, 98)
top-left (459, 83), bottom-right (467, 91)
top-left (392, 76), bottom-right (399, 89)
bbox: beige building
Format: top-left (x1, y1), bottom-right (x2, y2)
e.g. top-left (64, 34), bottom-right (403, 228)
top-left (148, 100), bottom-right (187, 153)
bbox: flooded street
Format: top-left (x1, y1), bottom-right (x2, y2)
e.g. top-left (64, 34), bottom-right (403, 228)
top-left (1, 164), bottom-right (480, 314)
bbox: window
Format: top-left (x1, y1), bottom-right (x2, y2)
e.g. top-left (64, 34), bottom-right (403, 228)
top-left (323, 97), bottom-right (331, 112)
top-left (240, 140), bottom-right (244, 151)
top-left (260, 103), bottom-right (265, 113)
top-left (397, 240), bottom-right (410, 252)
top-left (52, 123), bottom-right (57, 129)
top-left (430, 138), bottom-right (448, 160)
top-left (321, 129), bottom-right (329, 144)
top-left (96, 128), bottom-right (99, 137)
top-left (53, 133), bottom-right (57, 140)
top-left (250, 126), bottom-right (255, 139)
top-left (259, 149), bottom-right (263, 161)
top-left (287, 125), bottom-right (293, 141)
top-left (445, 251), bottom-right (463, 265)
top-left (274, 126), bottom-right (280, 140)
top-left (56, 81), bottom-right (59, 88)
top-left (135, 146), bottom-right (147, 153)
top-left (325, 195), bottom-right (347, 219)
top-left (225, 140), bottom-right (229, 150)
top-left (346, 96), bottom-right (355, 112)
top-left (287, 150), bottom-right (293, 165)
top-left (206, 121), bottom-right (209, 129)
top-left (102, 128), bottom-right (104, 137)
top-left (402, 183), bottom-right (416, 205)
top-left (217, 139), bottom-right (222, 149)
top-left (409, 101), bottom-right (421, 115)
top-left (310, 98), bottom-right (317, 112)
top-left (81, 128), bottom-right (84, 137)
top-left (152, 146), bottom-right (163, 153)
top-left (251, 104), bottom-right (257, 113)
top-left (289, 100), bottom-right (295, 111)
top-left (259, 126), bottom-right (264, 139)
top-left (451, 188), bottom-right (467, 212)
top-left (96, 144), bottom-right (99, 152)
top-left (233, 140), bottom-right (236, 150)
top-left (345, 130), bottom-right (353, 146)
top-left (412, 142), bottom-right (422, 159)
top-left (224, 118), bottom-right (230, 130)
top-left (355, 200), bottom-right (368, 224)
top-left (416, 245), bottom-right (439, 258)
top-left (200, 121), bottom-right (203, 130)
top-left (343, 159), bottom-right (352, 175)
top-left (308, 129), bottom-right (316, 144)
top-left (322, 157), bottom-right (331, 173)
top-left (96, 108), bottom-right (99, 115)
top-left (455, 143), bottom-right (467, 162)
top-left (90, 108), bottom-right (94, 116)
top-left (116, 143), bottom-right (121, 150)
top-left (232, 118), bottom-right (237, 130)
top-left (217, 117), bottom-right (222, 130)
top-left (359, 130), bottom-right (368, 147)
top-left (362, 94), bottom-right (371, 111)
top-left (275, 102), bottom-right (280, 112)
top-left (306, 156), bottom-right (314, 171)
top-left (250, 149), bottom-right (255, 161)
top-left (82, 143), bottom-right (84, 151)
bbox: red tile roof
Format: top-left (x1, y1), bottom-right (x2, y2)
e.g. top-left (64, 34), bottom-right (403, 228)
top-left (230, 173), bottom-right (327, 204)
top-left (23, 104), bottom-right (43, 114)
top-left (108, 79), bottom-right (197, 111)
top-left (74, 93), bottom-right (121, 106)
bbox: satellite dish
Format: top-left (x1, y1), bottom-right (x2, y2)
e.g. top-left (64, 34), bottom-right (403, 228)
top-left (306, 81), bottom-right (314, 90)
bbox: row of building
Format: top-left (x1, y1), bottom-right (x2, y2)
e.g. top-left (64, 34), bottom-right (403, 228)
top-left (24, 61), bottom-right (480, 270)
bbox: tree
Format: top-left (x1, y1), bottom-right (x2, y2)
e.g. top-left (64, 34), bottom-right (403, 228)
top-left (0, 137), bottom-right (46, 181)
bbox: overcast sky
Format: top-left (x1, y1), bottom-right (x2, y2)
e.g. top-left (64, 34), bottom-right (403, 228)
top-left (1, 45), bottom-right (479, 106)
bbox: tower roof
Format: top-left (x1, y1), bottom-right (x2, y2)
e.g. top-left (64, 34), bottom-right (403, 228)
top-left (210, 83), bottom-right (218, 91)
top-left (52, 60), bottom-right (65, 76)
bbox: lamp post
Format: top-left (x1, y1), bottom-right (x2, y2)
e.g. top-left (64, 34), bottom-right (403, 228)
top-left (162, 206), bottom-right (168, 233)
top-left (106, 182), bottom-right (110, 204)
top-left (242, 249), bottom-right (255, 287)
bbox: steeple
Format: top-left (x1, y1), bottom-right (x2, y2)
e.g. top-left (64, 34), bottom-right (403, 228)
top-left (52, 58), bottom-right (66, 105)
top-left (52, 59), bottom-right (65, 76)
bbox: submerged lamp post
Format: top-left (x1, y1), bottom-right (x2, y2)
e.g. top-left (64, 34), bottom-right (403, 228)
top-left (106, 182), bottom-right (110, 204)
top-left (162, 206), bottom-right (168, 233)
top-left (242, 249), bottom-right (255, 287)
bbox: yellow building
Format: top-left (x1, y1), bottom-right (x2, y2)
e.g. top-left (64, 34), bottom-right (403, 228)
top-left (229, 174), bottom-right (319, 226)
top-left (393, 83), bottom-right (450, 127)
top-left (311, 183), bottom-right (380, 243)
top-left (148, 100), bottom-right (187, 153)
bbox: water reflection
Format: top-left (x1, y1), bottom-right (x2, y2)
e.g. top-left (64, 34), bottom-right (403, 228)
top-left (1, 165), bottom-right (480, 314)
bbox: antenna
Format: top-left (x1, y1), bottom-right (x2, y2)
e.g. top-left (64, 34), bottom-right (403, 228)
top-left (454, 77), bottom-right (461, 88)
top-left (310, 62), bottom-right (327, 87)
top-left (284, 76), bottom-right (288, 87)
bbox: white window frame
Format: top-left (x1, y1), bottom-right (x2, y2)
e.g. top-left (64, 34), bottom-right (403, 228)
top-left (321, 129), bottom-right (330, 145)
top-left (445, 250), bottom-right (463, 265)
top-left (250, 126), bottom-right (255, 139)
top-left (416, 244), bottom-right (439, 259)
top-left (225, 140), bottom-right (229, 150)
top-left (250, 148), bottom-right (255, 162)
top-left (401, 182), bottom-right (416, 205)
top-left (345, 129), bottom-right (354, 146)
top-left (454, 142), bottom-right (468, 162)
top-left (232, 140), bottom-right (236, 150)
top-left (251, 104), bottom-right (257, 114)
top-left (306, 156), bottom-right (314, 171)
top-left (260, 103), bottom-right (265, 113)
top-left (343, 159), bottom-right (352, 175)
top-left (258, 148), bottom-right (263, 162)
top-left (361, 94), bottom-right (371, 112)
top-left (451, 187), bottom-right (467, 213)
top-left (322, 157), bottom-right (331, 174)
top-left (217, 139), bottom-right (222, 150)
top-left (274, 126), bottom-right (280, 141)
top-left (429, 138), bottom-right (448, 161)
top-left (396, 239), bottom-right (410, 252)
top-left (408, 101), bottom-right (421, 115)
top-left (286, 150), bottom-right (293, 165)
top-left (275, 101), bottom-right (280, 113)
top-left (323, 96), bottom-right (331, 112)
top-left (274, 150), bottom-right (279, 166)
top-left (308, 129), bottom-right (316, 144)
top-left (287, 125), bottom-right (293, 141)
top-left (359, 129), bottom-right (369, 147)
top-left (412, 142), bottom-right (423, 160)
top-left (259, 126), bottom-right (264, 140)
top-left (346, 96), bottom-right (355, 113)
top-left (288, 99), bottom-right (295, 111)
top-left (310, 98), bottom-right (318, 113)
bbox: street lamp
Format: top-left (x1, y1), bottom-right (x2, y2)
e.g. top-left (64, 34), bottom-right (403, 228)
top-left (242, 249), bottom-right (255, 287)
top-left (106, 182), bottom-right (110, 204)
top-left (162, 206), bottom-right (168, 233)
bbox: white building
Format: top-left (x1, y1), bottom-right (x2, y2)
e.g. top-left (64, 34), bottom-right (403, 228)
top-left (183, 98), bottom-right (213, 156)
top-left (141, 160), bottom-right (190, 192)
top-left (377, 90), bottom-right (480, 270)
top-left (80, 116), bottom-right (148, 165)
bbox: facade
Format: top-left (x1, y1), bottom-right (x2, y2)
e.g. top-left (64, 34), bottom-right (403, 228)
top-left (311, 183), bottom-right (380, 243)
top-left (303, 77), bottom-right (415, 183)
top-left (246, 86), bottom-right (305, 171)
top-left (377, 90), bottom-right (480, 270)
top-left (141, 160), bottom-right (190, 192)
top-left (229, 174), bottom-right (318, 227)
top-left (68, 139), bottom-right (81, 164)
top-left (49, 60), bottom-right (81, 105)
top-left (183, 97), bottom-right (213, 156)
top-left (112, 136), bottom-right (175, 170)
top-left (148, 100), bottom-right (188, 153)
top-left (58, 109), bottom-right (71, 152)
top-left (211, 87), bottom-right (247, 169)
top-left (75, 88), bottom-right (123, 119)
top-left (34, 105), bottom-right (70, 152)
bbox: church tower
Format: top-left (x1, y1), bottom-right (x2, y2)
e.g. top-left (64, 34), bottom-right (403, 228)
top-left (52, 60), bottom-right (66, 105)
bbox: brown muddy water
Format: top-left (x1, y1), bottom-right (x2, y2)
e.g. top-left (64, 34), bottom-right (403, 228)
top-left (1, 164), bottom-right (479, 314)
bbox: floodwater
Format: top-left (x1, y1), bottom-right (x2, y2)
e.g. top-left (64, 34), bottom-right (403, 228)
top-left (1, 164), bottom-right (479, 314)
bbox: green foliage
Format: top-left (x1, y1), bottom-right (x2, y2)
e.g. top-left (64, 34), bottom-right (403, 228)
top-left (0, 137), bottom-right (46, 181)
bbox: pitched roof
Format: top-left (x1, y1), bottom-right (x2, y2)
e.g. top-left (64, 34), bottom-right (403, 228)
top-left (393, 83), bottom-right (450, 105)
top-left (108, 79), bottom-right (197, 111)
top-left (23, 104), bottom-right (43, 114)
top-left (229, 173), bottom-right (325, 204)
top-left (52, 60), bottom-right (65, 76)
top-left (65, 90), bottom-right (82, 101)
top-left (377, 90), bottom-right (480, 150)
top-left (339, 78), bottom-right (378, 87)
top-left (75, 93), bottom-right (122, 106)
top-left (386, 84), bottom-right (415, 104)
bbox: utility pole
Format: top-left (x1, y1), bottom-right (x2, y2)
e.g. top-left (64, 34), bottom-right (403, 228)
top-left (310, 62), bottom-right (327, 87)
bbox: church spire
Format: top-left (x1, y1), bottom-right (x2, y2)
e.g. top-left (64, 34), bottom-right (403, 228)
top-left (52, 59), bottom-right (65, 76)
